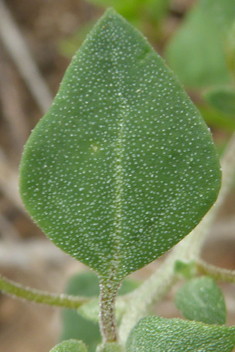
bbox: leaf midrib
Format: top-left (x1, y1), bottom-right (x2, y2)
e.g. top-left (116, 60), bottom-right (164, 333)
top-left (109, 52), bottom-right (127, 279)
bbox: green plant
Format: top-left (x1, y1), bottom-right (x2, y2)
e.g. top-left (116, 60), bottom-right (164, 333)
top-left (1, 7), bottom-right (235, 352)
top-left (165, 0), bottom-right (235, 133)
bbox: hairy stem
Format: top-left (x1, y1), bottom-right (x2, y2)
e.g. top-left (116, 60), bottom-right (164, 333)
top-left (99, 276), bottom-right (120, 343)
top-left (0, 273), bottom-right (90, 309)
top-left (197, 259), bottom-right (235, 284)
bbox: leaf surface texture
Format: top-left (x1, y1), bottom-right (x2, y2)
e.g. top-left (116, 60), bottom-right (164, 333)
top-left (126, 316), bottom-right (235, 351)
top-left (20, 9), bottom-right (221, 280)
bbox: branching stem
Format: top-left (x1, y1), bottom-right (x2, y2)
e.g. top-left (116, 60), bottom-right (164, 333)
top-left (197, 259), bottom-right (235, 284)
top-left (0, 273), bottom-right (90, 309)
top-left (99, 276), bottom-right (120, 343)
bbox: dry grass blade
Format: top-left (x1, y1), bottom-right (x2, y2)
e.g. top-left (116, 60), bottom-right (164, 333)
top-left (0, 58), bottom-right (29, 152)
top-left (0, 147), bottom-right (23, 211)
top-left (0, 0), bottom-right (53, 114)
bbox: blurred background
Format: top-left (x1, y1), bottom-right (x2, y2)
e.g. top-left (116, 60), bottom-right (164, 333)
top-left (0, 0), bottom-right (235, 351)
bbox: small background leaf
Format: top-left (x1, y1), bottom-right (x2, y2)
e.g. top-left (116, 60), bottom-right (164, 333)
top-left (126, 316), bottom-right (235, 352)
top-left (60, 272), bottom-right (100, 352)
top-left (165, 0), bottom-right (235, 88)
top-left (50, 339), bottom-right (87, 352)
top-left (203, 87), bottom-right (235, 116)
top-left (175, 276), bottom-right (226, 325)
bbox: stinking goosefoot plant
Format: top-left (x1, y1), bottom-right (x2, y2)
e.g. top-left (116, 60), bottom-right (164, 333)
top-left (1, 8), bottom-right (235, 352)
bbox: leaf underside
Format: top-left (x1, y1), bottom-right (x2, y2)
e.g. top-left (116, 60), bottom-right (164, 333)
top-left (126, 316), bottom-right (235, 352)
top-left (19, 9), bottom-right (221, 280)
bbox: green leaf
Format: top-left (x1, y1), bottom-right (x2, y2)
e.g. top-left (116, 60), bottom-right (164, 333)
top-left (204, 86), bottom-right (235, 116)
top-left (165, 0), bottom-right (235, 88)
top-left (175, 276), bottom-right (226, 325)
top-left (50, 339), bottom-right (88, 352)
top-left (19, 8), bottom-right (221, 281)
top-left (126, 316), bottom-right (235, 352)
